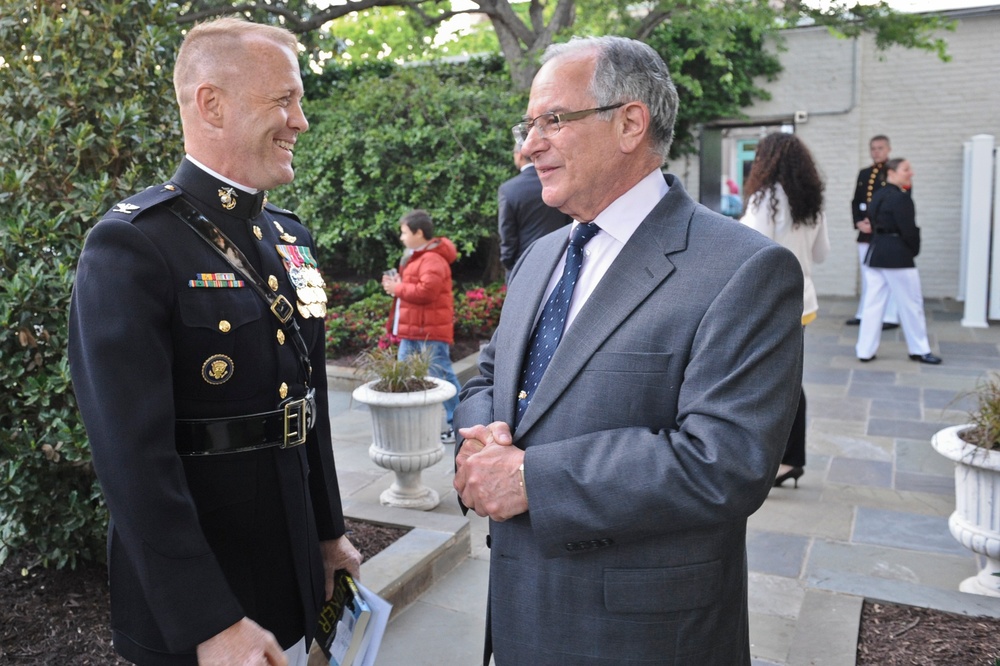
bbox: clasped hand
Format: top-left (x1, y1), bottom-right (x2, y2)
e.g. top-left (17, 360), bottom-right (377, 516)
top-left (453, 421), bottom-right (527, 521)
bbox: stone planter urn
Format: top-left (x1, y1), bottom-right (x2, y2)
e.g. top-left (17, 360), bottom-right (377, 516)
top-left (931, 424), bottom-right (1000, 597)
top-left (352, 377), bottom-right (456, 510)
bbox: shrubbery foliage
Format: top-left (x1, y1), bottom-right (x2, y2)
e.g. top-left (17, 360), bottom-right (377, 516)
top-left (290, 57), bottom-right (525, 278)
top-left (0, 0), bottom-right (181, 568)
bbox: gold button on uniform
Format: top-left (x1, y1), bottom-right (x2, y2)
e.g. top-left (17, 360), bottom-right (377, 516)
top-left (268, 275), bottom-right (279, 291)
top-left (279, 382), bottom-right (288, 399)
top-left (218, 320), bottom-right (231, 333)
top-left (276, 329), bottom-right (286, 345)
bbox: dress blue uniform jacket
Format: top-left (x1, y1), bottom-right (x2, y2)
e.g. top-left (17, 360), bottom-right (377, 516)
top-left (69, 159), bottom-right (345, 665)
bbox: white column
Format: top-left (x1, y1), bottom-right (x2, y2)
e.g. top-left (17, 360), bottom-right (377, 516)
top-left (962, 134), bottom-right (994, 328)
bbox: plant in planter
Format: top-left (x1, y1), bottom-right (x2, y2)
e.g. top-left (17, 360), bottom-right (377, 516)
top-left (931, 372), bottom-right (1000, 597)
top-left (352, 347), bottom-right (456, 510)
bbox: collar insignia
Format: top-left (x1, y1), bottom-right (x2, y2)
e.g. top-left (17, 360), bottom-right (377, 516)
top-left (273, 220), bottom-right (297, 243)
top-left (218, 187), bottom-right (237, 211)
top-left (113, 203), bottom-right (140, 214)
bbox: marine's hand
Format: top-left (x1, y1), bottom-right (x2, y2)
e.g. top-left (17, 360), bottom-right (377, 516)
top-left (196, 617), bottom-right (286, 665)
top-left (455, 435), bottom-right (526, 522)
top-left (322, 535), bottom-right (363, 599)
top-left (857, 218), bottom-right (872, 234)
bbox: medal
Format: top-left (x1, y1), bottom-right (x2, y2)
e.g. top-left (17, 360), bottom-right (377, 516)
top-left (276, 243), bottom-right (327, 319)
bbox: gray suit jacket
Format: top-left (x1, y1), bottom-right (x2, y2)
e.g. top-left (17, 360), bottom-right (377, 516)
top-left (455, 175), bottom-right (803, 665)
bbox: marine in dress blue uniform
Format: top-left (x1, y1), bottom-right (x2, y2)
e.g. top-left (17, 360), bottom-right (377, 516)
top-left (70, 157), bottom-right (346, 664)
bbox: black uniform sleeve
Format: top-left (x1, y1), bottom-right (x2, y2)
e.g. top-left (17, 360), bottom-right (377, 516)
top-left (69, 217), bottom-right (244, 651)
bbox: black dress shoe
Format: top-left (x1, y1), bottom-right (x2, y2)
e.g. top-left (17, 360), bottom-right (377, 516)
top-left (882, 323), bottom-right (900, 330)
top-left (909, 353), bottom-right (942, 365)
top-left (858, 356), bottom-right (876, 362)
top-left (845, 318), bottom-right (861, 326)
top-left (774, 467), bottom-right (804, 488)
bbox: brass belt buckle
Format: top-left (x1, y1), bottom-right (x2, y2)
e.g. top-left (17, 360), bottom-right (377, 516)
top-left (282, 398), bottom-right (307, 448)
top-left (270, 294), bottom-right (294, 324)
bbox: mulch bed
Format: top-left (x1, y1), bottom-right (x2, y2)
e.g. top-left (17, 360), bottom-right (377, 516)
top-left (0, 519), bottom-right (407, 664)
top-left (856, 600), bottom-right (1000, 665)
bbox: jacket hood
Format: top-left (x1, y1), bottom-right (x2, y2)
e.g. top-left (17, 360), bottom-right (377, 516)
top-left (417, 237), bottom-right (458, 264)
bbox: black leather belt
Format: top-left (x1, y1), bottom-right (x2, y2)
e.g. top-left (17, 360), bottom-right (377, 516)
top-left (175, 391), bottom-right (316, 455)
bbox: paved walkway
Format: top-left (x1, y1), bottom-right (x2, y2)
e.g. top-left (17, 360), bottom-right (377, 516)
top-left (327, 296), bottom-right (1000, 666)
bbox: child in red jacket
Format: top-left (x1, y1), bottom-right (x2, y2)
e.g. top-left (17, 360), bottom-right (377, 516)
top-left (381, 209), bottom-right (461, 442)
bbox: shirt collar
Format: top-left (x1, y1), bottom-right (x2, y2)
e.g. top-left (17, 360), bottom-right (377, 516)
top-left (586, 169), bottom-right (669, 245)
top-left (186, 154), bottom-right (260, 194)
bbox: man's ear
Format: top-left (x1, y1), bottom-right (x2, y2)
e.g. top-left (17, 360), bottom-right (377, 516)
top-left (195, 83), bottom-right (225, 128)
top-left (618, 101), bottom-right (650, 155)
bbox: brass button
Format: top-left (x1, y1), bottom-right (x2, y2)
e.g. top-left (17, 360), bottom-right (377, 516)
top-left (279, 382), bottom-right (288, 399)
top-left (218, 320), bottom-right (231, 333)
top-left (276, 329), bottom-right (286, 345)
top-left (268, 275), bottom-right (279, 291)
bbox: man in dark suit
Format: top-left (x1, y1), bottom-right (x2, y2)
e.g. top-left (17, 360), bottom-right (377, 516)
top-left (497, 143), bottom-right (572, 275)
top-left (848, 134), bottom-right (900, 328)
top-left (69, 18), bottom-right (360, 665)
top-left (453, 36), bottom-right (803, 665)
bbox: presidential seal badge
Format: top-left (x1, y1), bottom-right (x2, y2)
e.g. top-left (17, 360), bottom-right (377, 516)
top-left (201, 354), bottom-right (234, 385)
top-left (218, 187), bottom-right (237, 211)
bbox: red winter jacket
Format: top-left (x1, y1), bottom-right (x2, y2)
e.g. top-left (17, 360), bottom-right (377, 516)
top-left (388, 237), bottom-right (458, 345)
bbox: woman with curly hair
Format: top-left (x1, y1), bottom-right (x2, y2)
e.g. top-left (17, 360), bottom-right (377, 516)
top-left (741, 132), bottom-right (830, 488)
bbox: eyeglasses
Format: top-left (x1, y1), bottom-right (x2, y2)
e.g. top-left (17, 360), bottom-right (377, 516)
top-left (511, 103), bottom-right (624, 144)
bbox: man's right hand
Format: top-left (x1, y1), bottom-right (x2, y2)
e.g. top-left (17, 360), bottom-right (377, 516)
top-left (196, 617), bottom-right (287, 666)
top-left (856, 218), bottom-right (872, 234)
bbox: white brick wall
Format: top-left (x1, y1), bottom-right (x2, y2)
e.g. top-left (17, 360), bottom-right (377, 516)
top-left (669, 9), bottom-right (1000, 300)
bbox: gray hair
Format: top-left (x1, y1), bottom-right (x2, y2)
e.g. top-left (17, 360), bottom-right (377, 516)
top-left (542, 36), bottom-right (679, 161)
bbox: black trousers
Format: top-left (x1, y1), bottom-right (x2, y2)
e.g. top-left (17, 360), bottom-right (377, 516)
top-left (782, 387), bottom-right (806, 467)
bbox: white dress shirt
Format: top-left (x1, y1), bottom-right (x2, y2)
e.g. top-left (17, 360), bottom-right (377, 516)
top-left (535, 168), bottom-right (670, 331)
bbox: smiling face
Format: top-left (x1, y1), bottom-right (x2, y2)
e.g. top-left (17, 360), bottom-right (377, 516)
top-left (213, 38), bottom-right (308, 190)
top-left (520, 52), bottom-right (632, 222)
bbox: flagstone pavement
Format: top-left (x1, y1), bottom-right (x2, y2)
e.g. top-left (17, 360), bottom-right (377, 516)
top-left (326, 296), bottom-right (1000, 666)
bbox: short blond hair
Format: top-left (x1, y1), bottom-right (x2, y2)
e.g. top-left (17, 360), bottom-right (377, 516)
top-left (173, 17), bottom-right (299, 105)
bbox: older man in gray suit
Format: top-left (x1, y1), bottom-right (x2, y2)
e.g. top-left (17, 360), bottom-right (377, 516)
top-left (454, 36), bottom-right (803, 665)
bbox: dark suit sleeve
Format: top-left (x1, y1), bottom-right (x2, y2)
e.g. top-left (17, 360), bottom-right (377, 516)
top-left (69, 219), bottom-right (244, 650)
top-left (498, 183), bottom-right (519, 271)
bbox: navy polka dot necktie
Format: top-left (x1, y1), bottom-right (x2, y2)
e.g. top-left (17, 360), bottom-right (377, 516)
top-left (516, 222), bottom-right (600, 427)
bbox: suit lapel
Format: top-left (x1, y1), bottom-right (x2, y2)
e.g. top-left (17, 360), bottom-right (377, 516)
top-left (514, 177), bottom-right (696, 437)
top-left (493, 230), bottom-right (569, 427)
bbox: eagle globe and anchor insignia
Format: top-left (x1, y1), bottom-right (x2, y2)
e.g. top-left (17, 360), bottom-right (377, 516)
top-left (202, 354), bottom-right (234, 385)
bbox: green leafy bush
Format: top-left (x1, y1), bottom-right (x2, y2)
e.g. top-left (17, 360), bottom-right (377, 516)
top-left (0, 0), bottom-right (180, 568)
top-left (290, 59), bottom-right (525, 278)
top-left (325, 291), bottom-right (394, 358)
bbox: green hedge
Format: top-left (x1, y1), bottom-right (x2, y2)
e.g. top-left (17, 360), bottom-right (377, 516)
top-left (289, 59), bottom-right (526, 279)
top-left (0, 0), bottom-right (181, 568)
